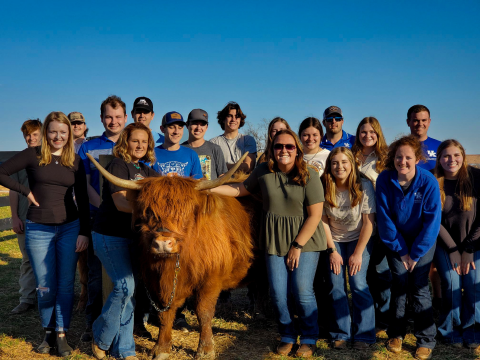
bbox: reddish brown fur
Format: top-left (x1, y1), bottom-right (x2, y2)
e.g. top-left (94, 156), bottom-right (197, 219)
top-left (133, 175), bottom-right (254, 359)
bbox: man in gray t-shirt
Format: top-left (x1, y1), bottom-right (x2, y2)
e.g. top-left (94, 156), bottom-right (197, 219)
top-left (182, 109), bottom-right (227, 180)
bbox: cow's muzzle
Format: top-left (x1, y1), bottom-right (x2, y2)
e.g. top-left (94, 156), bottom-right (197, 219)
top-left (151, 237), bottom-right (176, 254)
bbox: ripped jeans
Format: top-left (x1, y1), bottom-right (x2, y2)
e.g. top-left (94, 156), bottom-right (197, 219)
top-left (25, 219), bottom-right (80, 331)
top-left (92, 231), bottom-right (136, 359)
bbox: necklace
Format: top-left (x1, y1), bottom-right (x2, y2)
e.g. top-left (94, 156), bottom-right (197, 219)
top-left (132, 162), bottom-right (140, 170)
top-left (52, 155), bottom-right (60, 165)
top-left (304, 147), bottom-right (320, 161)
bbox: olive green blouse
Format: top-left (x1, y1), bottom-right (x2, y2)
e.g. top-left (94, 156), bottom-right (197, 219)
top-left (244, 162), bottom-right (327, 256)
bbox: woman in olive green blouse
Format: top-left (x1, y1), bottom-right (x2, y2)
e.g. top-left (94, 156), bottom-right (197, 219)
top-left (211, 129), bottom-right (327, 358)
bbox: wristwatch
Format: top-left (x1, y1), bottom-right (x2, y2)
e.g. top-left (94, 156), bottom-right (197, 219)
top-left (291, 241), bottom-right (303, 250)
top-left (326, 247), bottom-right (337, 254)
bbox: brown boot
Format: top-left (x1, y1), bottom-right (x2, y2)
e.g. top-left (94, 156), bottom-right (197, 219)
top-left (332, 340), bottom-right (347, 349)
top-left (415, 347), bottom-right (433, 360)
top-left (92, 339), bottom-right (106, 359)
top-left (295, 344), bottom-right (316, 357)
top-left (386, 337), bottom-right (402, 354)
top-left (276, 342), bottom-right (293, 355)
top-left (353, 341), bottom-right (371, 350)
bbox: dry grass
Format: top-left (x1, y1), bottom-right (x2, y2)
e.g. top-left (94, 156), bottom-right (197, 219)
top-left (1, 228), bottom-right (480, 359)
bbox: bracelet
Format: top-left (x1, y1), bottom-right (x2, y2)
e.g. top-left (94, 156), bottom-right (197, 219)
top-left (446, 246), bottom-right (458, 254)
top-left (326, 247), bottom-right (337, 254)
top-left (291, 241), bottom-right (303, 250)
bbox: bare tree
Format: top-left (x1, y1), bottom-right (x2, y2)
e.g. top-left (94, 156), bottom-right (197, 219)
top-left (245, 118), bottom-right (269, 154)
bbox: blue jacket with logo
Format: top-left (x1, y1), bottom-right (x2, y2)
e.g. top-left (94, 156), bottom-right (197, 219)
top-left (376, 165), bottom-right (441, 262)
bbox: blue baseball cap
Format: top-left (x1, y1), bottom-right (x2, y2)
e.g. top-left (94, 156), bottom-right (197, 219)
top-left (162, 111), bottom-right (185, 126)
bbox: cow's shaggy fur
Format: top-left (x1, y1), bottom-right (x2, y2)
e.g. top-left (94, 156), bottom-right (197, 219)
top-left (134, 175), bottom-right (254, 359)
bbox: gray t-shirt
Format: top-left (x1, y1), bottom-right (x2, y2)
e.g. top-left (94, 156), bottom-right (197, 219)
top-left (324, 179), bottom-right (376, 243)
top-left (210, 133), bottom-right (257, 166)
top-left (10, 170), bottom-right (29, 221)
top-left (181, 140), bottom-right (228, 180)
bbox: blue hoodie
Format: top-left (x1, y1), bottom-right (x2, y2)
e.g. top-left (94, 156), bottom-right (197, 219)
top-left (376, 165), bottom-right (441, 262)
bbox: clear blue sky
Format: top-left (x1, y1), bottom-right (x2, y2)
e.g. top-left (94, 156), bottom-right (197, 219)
top-left (1, 1), bottom-right (479, 153)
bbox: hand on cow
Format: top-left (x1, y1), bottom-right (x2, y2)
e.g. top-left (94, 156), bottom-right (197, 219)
top-left (75, 235), bottom-right (89, 253)
top-left (287, 247), bottom-right (301, 271)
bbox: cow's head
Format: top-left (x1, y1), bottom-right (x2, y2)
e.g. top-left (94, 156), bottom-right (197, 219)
top-left (86, 152), bottom-right (248, 257)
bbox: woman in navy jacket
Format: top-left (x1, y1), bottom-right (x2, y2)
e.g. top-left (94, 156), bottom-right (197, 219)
top-left (376, 135), bottom-right (441, 360)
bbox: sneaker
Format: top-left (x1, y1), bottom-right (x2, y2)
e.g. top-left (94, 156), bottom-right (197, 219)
top-left (11, 302), bottom-right (34, 315)
top-left (415, 347), bottom-right (433, 360)
top-left (81, 327), bottom-right (93, 342)
top-left (353, 341), bottom-right (371, 350)
top-left (295, 344), bottom-right (316, 357)
top-left (386, 337), bottom-right (402, 354)
top-left (332, 340), bottom-right (347, 349)
top-left (276, 342), bottom-right (293, 355)
top-left (173, 316), bottom-right (191, 333)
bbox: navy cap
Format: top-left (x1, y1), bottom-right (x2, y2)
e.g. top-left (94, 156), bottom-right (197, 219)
top-left (162, 111), bottom-right (185, 126)
top-left (323, 106), bottom-right (343, 119)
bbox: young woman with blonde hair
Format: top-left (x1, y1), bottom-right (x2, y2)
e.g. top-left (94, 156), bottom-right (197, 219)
top-left (433, 139), bottom-right (480, 349)
top-left (321, 147), bottom-right (376, 349)
top-left (0, 111), bottom-right (90, 356)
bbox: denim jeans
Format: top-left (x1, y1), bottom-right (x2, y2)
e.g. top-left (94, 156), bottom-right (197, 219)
top-left (25, 219), bottom-right (80, 331)
top-left (85, 215), bottom-right (103, 328)
top-left (324, 240), bottom-right (376, 343)
top-left (435, 245), bottom-right (480, 344)
top-left (386, 244), bottom-right (436, 349)
top-left (265, 251), bottom-right (319, 345)
top-left (92, 231), bottom-right (136, 359)
top-left (366, 236), bottom-right (391, 330)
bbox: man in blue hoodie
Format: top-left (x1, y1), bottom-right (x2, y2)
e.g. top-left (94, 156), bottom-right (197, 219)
top-left (376, 135), bottom-right (441, 360)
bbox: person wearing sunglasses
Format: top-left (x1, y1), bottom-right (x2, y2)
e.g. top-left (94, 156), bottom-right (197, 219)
top-left (320, 106), bottom-right (355, 151)
top-left (210, 129), bottom-right (327, 357)
top-left (68, 112), bottom-right (88, 154)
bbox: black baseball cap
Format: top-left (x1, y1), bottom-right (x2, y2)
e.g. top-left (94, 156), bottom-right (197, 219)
top-left (187, 109), bottom-right (208, 124)
top-left (132, 97), bottom-right (153, 113)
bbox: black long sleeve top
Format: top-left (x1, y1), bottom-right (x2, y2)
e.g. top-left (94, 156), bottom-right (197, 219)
top-left (0, 146), bottom-right (90, 236)
top-left (438, 166), bottom-right (480, 252)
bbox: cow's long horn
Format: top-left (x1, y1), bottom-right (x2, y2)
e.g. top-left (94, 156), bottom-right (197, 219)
top-left (195, 152), bottom-right (249, 191)
top-left (86, 153), bottom-right (143, 190)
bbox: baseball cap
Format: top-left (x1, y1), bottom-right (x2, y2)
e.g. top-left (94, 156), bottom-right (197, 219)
top-left (187, 109), bottom-right (208, 124)
top-left (162, 111), bottom-right (185, 127)
top-left (323, 106), bottom-right (343, 119)
top-left (132, 97), bottom-right (153, 113)
top-left (67, 112), bottom-right (85, 123)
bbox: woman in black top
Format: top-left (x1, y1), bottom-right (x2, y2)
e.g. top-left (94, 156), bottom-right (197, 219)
top-left (90, 123), bottom-right (158, 360)
top-left (0, 112), bottom-right (90, 356)
top-left (433, 139), bottom-right (480, 348)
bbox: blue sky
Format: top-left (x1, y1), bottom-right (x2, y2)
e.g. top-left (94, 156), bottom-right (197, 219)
top-left (1, 1), bottom-right (479, 153)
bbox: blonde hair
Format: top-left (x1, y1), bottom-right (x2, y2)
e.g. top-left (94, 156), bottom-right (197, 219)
top-left (434, 139), bottom-right (473, 211)
top-left (322, 147), bottom-right (363, 208)
top-left (39, 112), bottom-right (75, 167)
top-left (352, 117), bottom-right (388, 173)
top-left (113, 122), bottom-right (156, 164)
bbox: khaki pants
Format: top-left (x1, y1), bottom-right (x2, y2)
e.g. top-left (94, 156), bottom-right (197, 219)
top-left (17, 232), bottom-right (36, 304)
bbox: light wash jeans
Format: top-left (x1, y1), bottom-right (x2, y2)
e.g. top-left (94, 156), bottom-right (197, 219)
top-left (25, 219), bottom-right (80, 331)
top-left (265, 251), bottom-right (320, 345)
top-left (92, 231), bottom-right (136, 359)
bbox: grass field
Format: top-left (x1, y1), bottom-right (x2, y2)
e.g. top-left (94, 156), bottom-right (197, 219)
top-left (1, 193), bottom-right (479, 359)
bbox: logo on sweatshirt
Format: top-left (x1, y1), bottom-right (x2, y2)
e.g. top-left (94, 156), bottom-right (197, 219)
top-left (344, 142), bottom-right (351, 148)
top-left (427, 150), bottom-right (437, 159)
top-left (414, 191), bottom-right (423, 203)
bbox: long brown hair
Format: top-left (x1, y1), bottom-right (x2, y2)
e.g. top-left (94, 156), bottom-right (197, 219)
top-left (266, 129), bottom-right (310, 186)
top-left (258, 117), bottom-right (291, 164)
top-left (384, 135), bottom-right (426, 171)
top-left (113, 123), bottom-right (156, 164)
top-left (39, 112), bottom-right (75, 167)
top-left (434, 139), bottom-right (473, 211)
top-left (322, 147), bottom-right (363, 208)
top-left (352, 117), bottom-right (388, 173)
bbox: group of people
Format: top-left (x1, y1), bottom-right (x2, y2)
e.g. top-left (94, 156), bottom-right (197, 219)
top-left (0, 98), bottom-right (478, 360)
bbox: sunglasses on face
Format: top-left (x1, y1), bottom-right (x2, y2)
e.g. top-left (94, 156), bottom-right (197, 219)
top-left (273, 143), bottom-right (296, 152)
top-left (324, 117), bottom-right (343, 123)
top-left (71, 121), bottom-right (84, 126)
